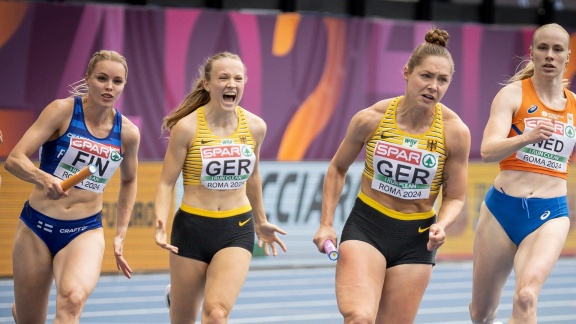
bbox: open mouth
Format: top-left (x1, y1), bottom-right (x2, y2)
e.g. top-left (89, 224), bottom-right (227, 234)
top-left (223, 92), bottom-right (236, 103)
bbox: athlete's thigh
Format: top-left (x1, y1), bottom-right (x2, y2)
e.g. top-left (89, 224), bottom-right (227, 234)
top-left (52, 228), bottom-right (105, 299)
top-left (514, 217), bottom-right (570, 290)
top-left (203, 247), bottom-right (252, 309)
top-left (169, 252), bottom-right (208, 323)
top-left (12, 220), bottom-right (54, 323)
top-left (471, 203), bottom-right (516, 309)
top-left (336, 240), bottom-right (387, 319)
top-left (377, 263), bottom-right (432, 323)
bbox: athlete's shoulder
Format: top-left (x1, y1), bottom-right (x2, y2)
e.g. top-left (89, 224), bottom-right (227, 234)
top-left (240, 106), bottom-right (266, 136)
top-left (46, 97), bottom-right (75, 111)
top-left (440, 104), bottom-right (471, 144)
top-left (120, 115), bottom-right (141, 145)
top-left (498, 80), bottom-right (523, 98)
top-left (239, 106), bottom-right (264, 124)
top-left (39, 98), bottom-right (75, 123)
top-left (355, 98), bottom-right (393, 121)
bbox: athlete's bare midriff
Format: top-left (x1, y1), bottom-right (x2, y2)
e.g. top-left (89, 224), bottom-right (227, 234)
top-left (493, 169), bottom-right (567, 198)
top-left (181, 184), bottom-right (251, 211)
top-left (28, 185), bottom-right (104, 220)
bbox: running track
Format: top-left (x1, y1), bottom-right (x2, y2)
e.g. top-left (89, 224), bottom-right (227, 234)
top-left (1, 256), bottom-right (575, 323)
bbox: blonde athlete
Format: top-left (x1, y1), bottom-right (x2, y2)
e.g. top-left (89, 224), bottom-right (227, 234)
top-left (154, 52), bottom-right (286, 323)
top-left (313, 29), bottom-right (471, 323)
top-left (469, 23), bottom-right (575, 324)
top-left (5, 50), bottom-right (140, 323)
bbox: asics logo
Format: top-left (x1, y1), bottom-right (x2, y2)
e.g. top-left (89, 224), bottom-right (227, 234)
top-left (540, 210), bottom-right (551, 220)
top-left (239, 218), bottom-right (251, 226)
top-left (527, 104), bottom-right (538, 114)
top-left (418, 226), bottom-right (430, 233)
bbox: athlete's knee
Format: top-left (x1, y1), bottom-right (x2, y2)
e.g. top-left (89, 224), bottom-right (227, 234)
top-left (57, 290), bottom-right (87, 319)
top-left (202, 301), bottom-right (231, 324)
top-left (469, 302), bottom-right (498, 324)
top-left (514, 286), bottom-right (537, 312)
top-left (342, 309), bottom-right (374, 324)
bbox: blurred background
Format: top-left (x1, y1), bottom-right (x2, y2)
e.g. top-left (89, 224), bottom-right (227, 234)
top-left (1, 0), bottom-right (576, 277)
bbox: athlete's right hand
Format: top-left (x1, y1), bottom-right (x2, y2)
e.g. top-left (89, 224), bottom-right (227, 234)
top-left (525, 118), bottom-right (555, 144)
top-left (312, 225), bottom-right (337, 254)
top-left (155, 219), bottom-right (178, 254)
top-left (44, 174), bottom-right (67, 200)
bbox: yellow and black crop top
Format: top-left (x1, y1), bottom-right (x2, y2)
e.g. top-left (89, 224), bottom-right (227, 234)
top-left (363, 96), bottom-right (447, 199)
top-left (182, 106), bottom-right (256, 190)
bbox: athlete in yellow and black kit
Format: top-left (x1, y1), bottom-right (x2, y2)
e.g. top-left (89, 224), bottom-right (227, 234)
top-left (341, 96), bottom-right (448, 267)
top-left (170, 106), bottom-right (257, 262)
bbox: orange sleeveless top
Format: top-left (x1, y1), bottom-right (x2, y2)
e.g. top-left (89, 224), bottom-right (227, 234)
top-left (499, 78), bottom-right (576, 179)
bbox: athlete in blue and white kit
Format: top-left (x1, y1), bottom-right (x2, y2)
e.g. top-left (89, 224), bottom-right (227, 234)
top-left (5, 50), bottom-right (140, 323)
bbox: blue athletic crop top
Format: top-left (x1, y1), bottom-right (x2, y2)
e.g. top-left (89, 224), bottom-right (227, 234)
top-left (39, 97), bottom-right (123, 191)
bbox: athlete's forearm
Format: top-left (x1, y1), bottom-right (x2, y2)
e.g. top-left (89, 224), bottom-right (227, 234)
top-left (116, 177), bottom-right (137, 236)
top-left (435, 197), bottom-right (465, 230)
top-left (319, 164), bottom-right (347, 227)
top-left (5, 154), bottom-right (48, 186)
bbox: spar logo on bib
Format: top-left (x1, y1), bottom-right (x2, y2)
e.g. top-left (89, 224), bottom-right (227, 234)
top-left (375, 142), bottom-right (423, 165)
top-left (566, 126), bottom-right (575, 138)
top-left (110, 150), bottom-right (122, 161)
top-left (242, 146), bottom-right (253, 157)
top-left (526, 118), bottom-right (573, 137)
top-left (71, 138), bottom-right (118, 158)
top-left (422, 154), bottom-right (437, 168)
top-left (202, 146), bottom-right (242, 159)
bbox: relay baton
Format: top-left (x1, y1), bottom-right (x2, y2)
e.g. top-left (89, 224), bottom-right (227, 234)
top-left (61, 165), bottom-right (96, 191)
top-left (323, 239), bottom-right (339, 261)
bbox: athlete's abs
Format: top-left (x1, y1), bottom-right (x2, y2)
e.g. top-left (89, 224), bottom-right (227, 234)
top-left (28, 185), bottom-right (104, 220)
top-left (493, 170), bottom-right (567, 198)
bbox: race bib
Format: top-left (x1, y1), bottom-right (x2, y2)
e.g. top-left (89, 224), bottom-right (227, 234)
top-left (516, 118), bottom-right (576, 172)
top-left (54, 137), bottom-right (123, 193)
top-left (371, 141), bottom-right (439, 200)
top-left (200, 144), bottom-right (255, 190)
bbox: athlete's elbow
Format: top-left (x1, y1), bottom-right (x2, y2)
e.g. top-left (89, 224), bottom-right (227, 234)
top-left (4, 155), bottom-right (17, 174)
top-left (480, 148), bottom-right (499, 163)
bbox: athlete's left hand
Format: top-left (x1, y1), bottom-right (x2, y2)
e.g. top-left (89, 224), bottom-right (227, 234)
top-left (255, 222), bottom-right (287, 256)
top-left (114, 236), bottom-right (133, 278)
top-left (427, 223), bottom-right (446, 251)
